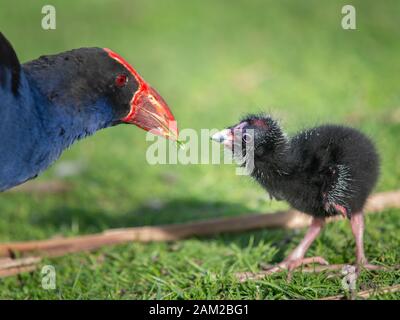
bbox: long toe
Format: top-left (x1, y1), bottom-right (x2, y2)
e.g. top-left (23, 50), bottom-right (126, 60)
top-left (358, 263), bottom-right (389, 272)
top-left (235, 256), bottom-right (330, 282)
top-left (286, 256), bottom-right (330, 271)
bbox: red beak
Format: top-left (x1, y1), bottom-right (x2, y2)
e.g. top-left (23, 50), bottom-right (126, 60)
top-left (104, 48), bottom-right (178, 141)
top-left (122, 83), bottom-right (178, 141)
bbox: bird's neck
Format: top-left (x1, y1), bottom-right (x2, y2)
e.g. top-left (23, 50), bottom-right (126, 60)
top-left (255, 153), bottom-right (290, 176)
top-left (24, 69), bottom-right (115, 151)
top-left (0, 68), bottom-right (115, 191)
top-left (251, 140), bottom-right (292, 185)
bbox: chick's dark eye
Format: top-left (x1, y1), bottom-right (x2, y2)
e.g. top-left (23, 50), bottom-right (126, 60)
top-left (115, 74), bottom-right (128, 87)
top-left (242, 131), bottom-right (253, 143)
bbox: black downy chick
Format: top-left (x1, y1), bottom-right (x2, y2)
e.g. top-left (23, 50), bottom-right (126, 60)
top-left (212, 114), bottom-right (381, 273)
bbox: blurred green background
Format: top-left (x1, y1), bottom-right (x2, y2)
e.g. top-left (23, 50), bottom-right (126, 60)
top-left (0, 0), bottom-right (399, 299)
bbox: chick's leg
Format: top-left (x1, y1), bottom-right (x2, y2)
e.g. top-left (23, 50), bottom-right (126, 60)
top-left (236, 213), bottom-right (396, 283)
top-left (235, 217), bottom-right (329, 282)
top-left (350, 211), bottom-right (383, 271)
top-left (270, 217), bottom-right (329, 272)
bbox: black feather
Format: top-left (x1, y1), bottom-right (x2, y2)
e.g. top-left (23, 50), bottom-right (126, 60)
top-left (0, 32), bottom-right (21, 96)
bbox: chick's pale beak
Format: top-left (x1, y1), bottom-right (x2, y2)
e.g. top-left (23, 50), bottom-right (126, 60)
top-left (211, 122), bottom-right (249, 149)
top-left (123, 85), bottom-right (178, 141)
top-left (211, 129), bottom-right (233, 148)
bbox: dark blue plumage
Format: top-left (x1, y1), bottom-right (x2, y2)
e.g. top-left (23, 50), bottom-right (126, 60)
top-left (0, 77), bottom-right (113, 191)
top-left (0, 33), bottom-right (178, 191)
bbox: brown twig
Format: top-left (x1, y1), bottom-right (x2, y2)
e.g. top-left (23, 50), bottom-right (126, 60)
top-left (0, 190), bottom-right (399, 258)
top-left (321, 284), bottom-right (400, 300)
top-left (0, 209), bottom-right (308, 258)
top-left (235, 264), bottom-right (348, 282)
top-left (0, 257), bottom-right (41, 277)
top-left (0, 190), bottom-right (399, 277)
top-left (235, 264), bottom-right (400, 282)
top-left (7, 180), bottom-right (71, 194)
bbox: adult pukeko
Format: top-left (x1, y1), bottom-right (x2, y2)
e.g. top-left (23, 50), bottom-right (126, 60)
top-left (0, 32), bottom-right (178, 191)
top-left (212, 113), bottom-right (382, 273)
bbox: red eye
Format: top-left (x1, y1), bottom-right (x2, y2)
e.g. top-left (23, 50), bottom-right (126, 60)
top-left (115, 74), bottom-right (128, 87)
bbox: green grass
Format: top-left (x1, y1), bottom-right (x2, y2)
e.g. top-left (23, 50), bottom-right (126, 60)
top-left (0, 0), bottom-right (399, 299)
